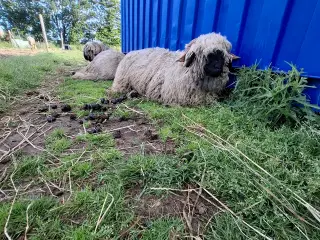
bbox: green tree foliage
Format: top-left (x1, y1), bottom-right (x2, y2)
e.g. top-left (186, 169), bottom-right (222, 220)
top-left (0, 0), bottom-right (121, 46)
top-left (0, 0), bottom-right (51, 40)
top-left (95, 0), bottom-right (121, 47)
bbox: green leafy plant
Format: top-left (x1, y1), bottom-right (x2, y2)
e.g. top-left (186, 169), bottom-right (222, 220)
top-left (230, 64), bottom-right (320, 127)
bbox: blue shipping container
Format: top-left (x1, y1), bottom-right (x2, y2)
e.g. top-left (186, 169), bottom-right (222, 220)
top-left (121, 0), bottom-right (320, 107)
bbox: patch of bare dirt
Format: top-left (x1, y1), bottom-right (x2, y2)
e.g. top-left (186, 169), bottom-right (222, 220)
top-left (124, 185), bottom-right (221, 238)
top-left (0, 69), bottom-right (175, 171)
top-left (0, 49), bottom-right (41, 58)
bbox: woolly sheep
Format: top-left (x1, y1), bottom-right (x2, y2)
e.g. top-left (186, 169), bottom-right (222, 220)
top-left (83, 40), bottom-right (109, 61)
top-left (27, 36), bottom-right (37, 50)
top-left (0, 29), bottom-right (4, 39)
top-left (110, 32), bottom-right (239, 106)
top-left (73, 49), bottom-right (124, 80)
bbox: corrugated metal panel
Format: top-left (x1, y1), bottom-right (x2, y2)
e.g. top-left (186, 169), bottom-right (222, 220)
top-left (121, 0), bottom-right (319, 76)
top-left (121, 0), bottom-right (320, 106)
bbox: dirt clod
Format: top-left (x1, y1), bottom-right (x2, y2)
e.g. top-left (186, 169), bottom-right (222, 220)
top-left (144, 129), bottom-right (158, 140)
top-left (87, 126), bottom-right (102, 134)
top-left (78, 119), bottom-right (84, 124)
top-left (0, 157), bottom-right (11, 164)
top-left (51, 112), bottom-right (60, 118)
top-left (69, 113), bottom-right (77, 120)
top-left (53, 189), bottom-right (64, 197)
top-left (88, 113), bottom-right (96, 120)
top-left (46, 115), bottom-right (56, 123)
top-left (119, 116), bottom-right (128, 122)
top-left (96, 114), bottom-right (109, 123)
top-left (39, 94), bottom-right (49, 101)
top-left (111, 95), bottom-right (127, 104)
top-left (100, 98), bottom-right (109, 104)
top-left (26, 90), bottom-right (39, 96)
top-left (83, 103), bottom-right (102, 111)
top-left (38, 105), bottom-right (48, 112)
top-left (113, 130), bottom-right (121, 139)
top-left (51, 104), bottom-right (57, 109)
top-left (61, 104), bottom-right (72, 112)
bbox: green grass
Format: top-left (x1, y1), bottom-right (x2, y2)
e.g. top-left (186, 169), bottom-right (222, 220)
top-left (1, 64), bottom-right (320, 239)
top-left (0, 41), bottom-right (13, 48)
top-left (0, 50), bottom-right (83, 112)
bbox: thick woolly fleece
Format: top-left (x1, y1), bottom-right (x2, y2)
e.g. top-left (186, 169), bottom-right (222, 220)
top-left (111, 32), bottom-right (234, 106)
top-left (73, 49), bottom-right (125, 80)
top-left (83, 41), bottom-right (109, 61)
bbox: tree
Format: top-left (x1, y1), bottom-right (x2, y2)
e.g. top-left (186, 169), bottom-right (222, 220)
top-left (0, 0), bottom-right (51, 40)
top-left (95, 0), bottom-right (121, 47)
top-left (0, 0), bottom-right (121, 46)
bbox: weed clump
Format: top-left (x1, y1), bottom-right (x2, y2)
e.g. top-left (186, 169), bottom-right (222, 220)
top-left (230, 64), bottom-right (320, 127)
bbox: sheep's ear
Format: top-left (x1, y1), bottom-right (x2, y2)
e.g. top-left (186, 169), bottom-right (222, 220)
top-left (184, 51), bottom-right (196, 67)
top-left (177, 53), bottom-right (186, 62)
top-left (176, 38), bottom-right (196, 63)
top-left (230, 53), bottom-right (240, 61)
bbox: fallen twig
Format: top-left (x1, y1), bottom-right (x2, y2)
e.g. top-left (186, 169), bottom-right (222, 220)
top-left (94, 193), bottom-right (114, 233)
top-left (4, 168), bottom-right (18, 240)
top-left (24, 202), bottom-right (34, 240)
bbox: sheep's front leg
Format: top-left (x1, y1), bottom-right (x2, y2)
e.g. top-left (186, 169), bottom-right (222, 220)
top-left (110, 76), bottom-right (132, 94)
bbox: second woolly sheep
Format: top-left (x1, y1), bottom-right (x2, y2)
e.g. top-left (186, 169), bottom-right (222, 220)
top-left (73, 49), bottom-right (125, 80)
top-left (83, 40), bottom-right (109, 61)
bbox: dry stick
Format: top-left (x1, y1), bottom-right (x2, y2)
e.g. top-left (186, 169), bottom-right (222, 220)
top-left (183, 189), bottom-right (193, 235)
top-left (123, 104), bottom-right (144, 115)
top-left (191, 145), bottom-right (207, 220)
top-left (94, 193), bottom-right (115, 233)
top-left (82, 123), bottom-right (87, 134)
top-left (105, 125), bottom-right (135, 132)
top-left (0, 131), bottom-right (12, 145)
top-left (67, 171), bottom-right (72, 202)
top-left (150, 187), bottom-right (199, 192)
top-left (118, 217), bottom-right (141, 239)
top-left (256, 182), bottom-right (320, 230)
top-left (274, 203), bottom-right (311, 240)
top-left (24, 202), bottom-right (34, 240)
top-left (0, 167), bottom-right (8, 182)
top-left (4, 169), bottom-right (18, 240)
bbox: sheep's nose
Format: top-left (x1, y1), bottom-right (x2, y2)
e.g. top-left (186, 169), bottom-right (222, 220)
top-left (204, 65), bottom-right (223, 77)
top-left (205, 51), bottom-right (224, 77)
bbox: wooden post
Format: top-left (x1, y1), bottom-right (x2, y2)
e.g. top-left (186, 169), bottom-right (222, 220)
top-left (60, 31), bottom-right (64, 50)
top-left (7, 30), bottom-right (17, 48)
top-left (39, 14), bottom-right (49, 52)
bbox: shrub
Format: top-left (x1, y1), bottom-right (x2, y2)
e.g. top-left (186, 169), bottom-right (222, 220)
top-left (230, 64), bottom-right (320, 127)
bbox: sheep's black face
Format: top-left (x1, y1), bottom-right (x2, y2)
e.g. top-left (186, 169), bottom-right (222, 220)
top-left (84, 50), bottom-right (95, 61)
top-left (204, 50), bottom-right (224, 77)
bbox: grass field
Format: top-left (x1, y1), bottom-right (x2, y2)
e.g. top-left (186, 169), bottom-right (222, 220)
top-left (0, 49), bottom-right (84, 112)
top-left (0, 49), bottom-right (319, 239)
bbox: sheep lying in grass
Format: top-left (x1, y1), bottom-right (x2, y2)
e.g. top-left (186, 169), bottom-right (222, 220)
top-left (27, 36), bottom-right (37, 50)
top-left (110, 32), bottom-right (239, 106)
top-left (73, 49), bottom-right (124, 80)
top-left (83, 40), bottom-right (109, 61)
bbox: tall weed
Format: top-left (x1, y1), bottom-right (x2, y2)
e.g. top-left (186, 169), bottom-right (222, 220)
top-left (230, 64), bottom-right (320, 127)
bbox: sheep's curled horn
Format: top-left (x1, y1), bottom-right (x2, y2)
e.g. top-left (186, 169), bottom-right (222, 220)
top-left (177, 38), bottom-right (240, 66)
